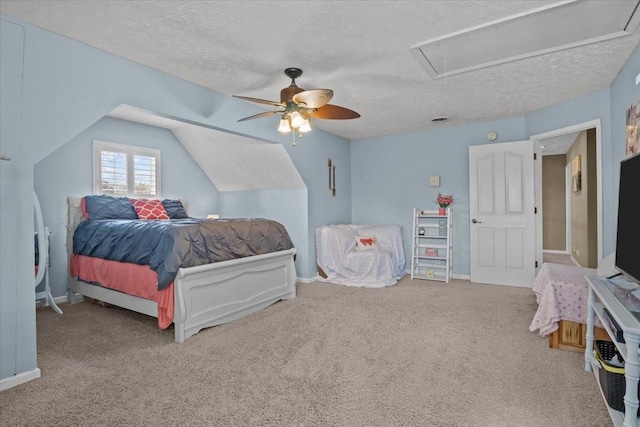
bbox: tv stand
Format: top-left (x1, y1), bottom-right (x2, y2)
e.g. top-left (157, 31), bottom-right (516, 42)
top-left (585, 275), bottom-right (640, 427)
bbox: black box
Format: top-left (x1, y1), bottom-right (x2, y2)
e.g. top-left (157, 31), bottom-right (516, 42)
top-left (603, 307), bottom-right (625, 343)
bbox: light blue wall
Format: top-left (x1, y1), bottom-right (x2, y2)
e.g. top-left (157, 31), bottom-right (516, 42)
top-left (34, 117), bottom-right (219, 299)
top-left (609, 45), bottom-right (640, 255)
top-left (1, 14), bottom-right (351, 386)
top-left (0, 18), bottom-right (38, 386)
top-left (290, 133), bottom-right (352, 277)
top-left (351, 117), bottom-right (527, 276)
top-left (219, 189), bottom-right (309, 275)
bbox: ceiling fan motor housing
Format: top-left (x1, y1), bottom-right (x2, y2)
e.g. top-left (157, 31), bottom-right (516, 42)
top-left (281, 86), bottom-right (305, 104)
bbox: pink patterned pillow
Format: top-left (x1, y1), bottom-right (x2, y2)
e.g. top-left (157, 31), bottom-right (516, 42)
top-left (355, 236), bottom-right (378, 251)
top-left (130, 198), bottom-right (169, 220)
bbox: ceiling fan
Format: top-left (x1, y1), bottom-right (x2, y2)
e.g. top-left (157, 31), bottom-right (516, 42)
top-left (233, 67), bottom-right (360, 143)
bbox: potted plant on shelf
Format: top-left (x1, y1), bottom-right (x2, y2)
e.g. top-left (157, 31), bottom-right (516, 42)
top-left (437, 194), bottom-right (454, 216)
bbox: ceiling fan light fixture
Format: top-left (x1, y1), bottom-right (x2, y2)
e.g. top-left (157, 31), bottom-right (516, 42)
top-left (278, 117), bottom-right (292, 133)
top-left (290, 111), bottom-right (305, 128)
top-left (298, 119), bottom-right (312, 133)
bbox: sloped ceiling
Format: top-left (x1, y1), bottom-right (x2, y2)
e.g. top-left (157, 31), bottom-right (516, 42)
top-left (173, 126), bottom-right (305, 191)
top-left (2, 1), bottom-right (639, 141)
top-left (108, 105), bottom-right (305, 191)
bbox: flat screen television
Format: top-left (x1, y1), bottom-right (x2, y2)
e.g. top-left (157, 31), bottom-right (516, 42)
top-left (615, 152), bottom-right (640, 284)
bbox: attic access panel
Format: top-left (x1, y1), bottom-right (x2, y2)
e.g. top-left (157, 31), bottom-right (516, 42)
top-left (411, 0), bottom-right (640, 79)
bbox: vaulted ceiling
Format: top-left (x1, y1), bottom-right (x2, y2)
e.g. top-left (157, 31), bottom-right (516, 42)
top-left (2, 1), bottom-right (639, 141)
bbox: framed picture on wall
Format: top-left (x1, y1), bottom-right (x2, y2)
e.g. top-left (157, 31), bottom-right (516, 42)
top-left (626, 100), bottom-right (640, 157)
top-left (572, 155), bottom-right (582, 192)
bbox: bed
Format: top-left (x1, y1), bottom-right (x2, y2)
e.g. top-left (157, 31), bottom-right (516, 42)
top-left (66, 196), bottom-right (297, 343)
top-left (529, 261), bottom-right (611, 351)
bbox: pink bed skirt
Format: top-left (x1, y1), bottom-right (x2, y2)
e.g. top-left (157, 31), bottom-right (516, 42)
top-left (70, 254), bottom-right (174, 329)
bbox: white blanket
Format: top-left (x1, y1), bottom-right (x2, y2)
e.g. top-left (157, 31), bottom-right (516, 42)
top-left (315, 224), bottom-right (405, 288)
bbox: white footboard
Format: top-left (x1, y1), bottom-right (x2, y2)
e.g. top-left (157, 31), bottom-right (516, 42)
top-left (173, 248), bottom-right (297, 343)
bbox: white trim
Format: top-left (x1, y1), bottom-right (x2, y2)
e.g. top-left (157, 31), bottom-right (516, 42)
top-left (543, 249), bottom-right (570, 254)
top-left (298, 277), bottom-right (317, 284)
top-left (565, 162), bottom-right (572, 254)
top-left (531, 119), bottom-right (603, 273)
top-left (0, 368), bottom-right (41, 391)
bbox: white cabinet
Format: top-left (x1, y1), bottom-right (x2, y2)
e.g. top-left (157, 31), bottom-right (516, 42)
top-left (410, 208), bottom-right (452, 282)
top-left (585, 275), bottom-right (640, 427)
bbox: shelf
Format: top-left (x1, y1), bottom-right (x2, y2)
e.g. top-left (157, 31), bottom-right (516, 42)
top-left (585, 275), bottom-right (640, 427)
top-left (415, 261), bottom-right (447, 268)
top-left (411, 208), bottom-right (452, 282)
top-left (593, 301), bottom-right (628, 357)
top-left (413, 275), bottom-right (447, 282)
top-left (415, 258), bottom-right (447, 263)
top-left (412, 269), bottom-right (447, 281)
top-left (415, 243), bottom-right (447, 249)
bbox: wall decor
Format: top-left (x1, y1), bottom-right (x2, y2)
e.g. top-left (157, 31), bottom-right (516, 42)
top-left (626, 99), bottom-right (640, 157)
top-left (332, 164), bottom-right (336, 196)
top-left (328, 158), bottom-right (336, 196)
top-left (571, 155), bottom-right (582, 192)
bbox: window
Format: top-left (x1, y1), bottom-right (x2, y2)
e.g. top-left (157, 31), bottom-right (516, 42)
top-left (93, 141), bottom-right (161, 197)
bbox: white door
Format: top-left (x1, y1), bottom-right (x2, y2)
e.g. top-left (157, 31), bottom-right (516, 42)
top-left (469, 140), bottom-right (536, 287)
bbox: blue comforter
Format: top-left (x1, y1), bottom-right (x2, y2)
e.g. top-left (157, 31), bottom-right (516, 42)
top-left (73, 218), bottom-right (294, 290)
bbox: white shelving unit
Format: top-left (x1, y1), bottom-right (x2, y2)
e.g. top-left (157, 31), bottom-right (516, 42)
top-left (584, 275), bottom-right (640, 427)
top-left (410, 208), bottom-right (452, 282)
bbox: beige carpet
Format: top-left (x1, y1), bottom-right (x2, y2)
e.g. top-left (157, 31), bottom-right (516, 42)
top-left (0, 277), bottom-right (612, 427)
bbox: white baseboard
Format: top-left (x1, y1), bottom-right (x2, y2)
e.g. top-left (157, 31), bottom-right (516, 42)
top-left (543, 249), bottom-right (569, 254)
top-left (0, 368), bottom-right (41, 391)
top-left (297, 276), bottom-right (318, 284)
top-left (405, 270), bottom-right (469, 281)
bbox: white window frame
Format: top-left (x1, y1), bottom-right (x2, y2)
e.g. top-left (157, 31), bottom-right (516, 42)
top-left (93, 140), bottom-right (161, 198)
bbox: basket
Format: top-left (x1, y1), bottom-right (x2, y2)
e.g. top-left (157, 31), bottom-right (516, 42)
top-left (594, 340), bottom-right (639, 414)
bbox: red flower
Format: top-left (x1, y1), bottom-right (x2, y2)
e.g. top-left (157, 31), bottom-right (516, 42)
top-left (437, 194), bottom-right (454, 208)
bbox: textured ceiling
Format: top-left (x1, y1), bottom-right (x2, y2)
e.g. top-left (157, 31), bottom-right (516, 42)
top-left (2, 0), bottom-right (639, 141)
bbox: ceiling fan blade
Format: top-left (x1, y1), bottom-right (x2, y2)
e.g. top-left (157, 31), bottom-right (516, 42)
top-left (237, 110), bottom-right (284, 122)
top-left (233, 95), bottom-right (285, 108)
top-left (293, 89), bottom-right (333, 109)
top-left (309, 104), bottom-right (360, 120)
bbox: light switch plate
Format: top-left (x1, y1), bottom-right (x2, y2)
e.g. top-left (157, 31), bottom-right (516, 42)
top-left (429, 176), bottom-right (440, 187)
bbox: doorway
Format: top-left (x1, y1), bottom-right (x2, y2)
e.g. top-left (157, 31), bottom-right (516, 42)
top-left (531, 120), bottom-right (602, 272)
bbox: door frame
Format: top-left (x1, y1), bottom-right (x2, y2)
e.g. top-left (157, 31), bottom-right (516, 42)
top-left (530, 119), bottom-right (603, 272)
